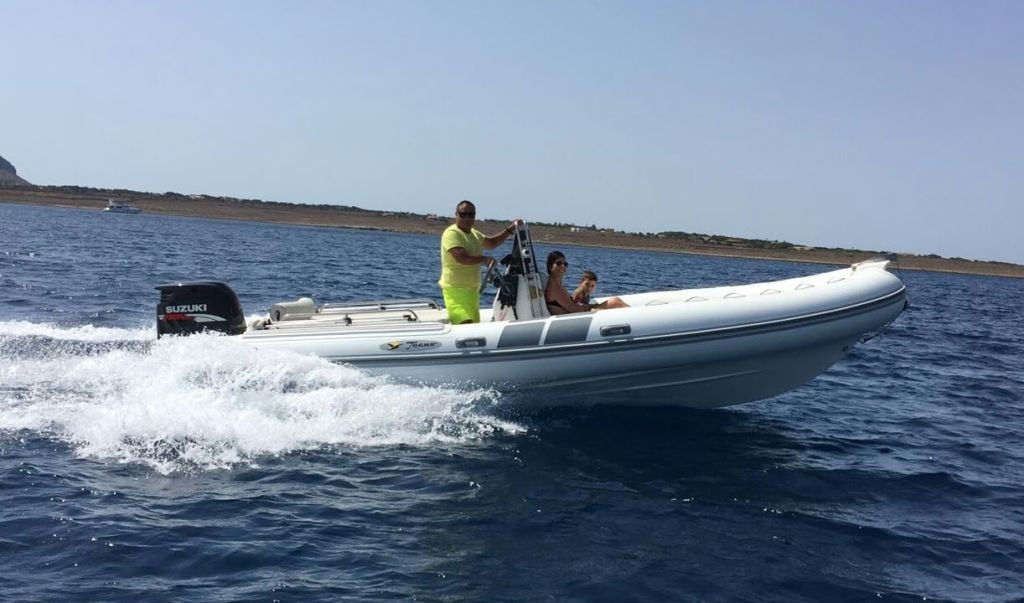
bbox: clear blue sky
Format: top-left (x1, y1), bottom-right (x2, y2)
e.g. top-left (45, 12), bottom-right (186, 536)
top-left (3, 1), bottom-right (1021, 263)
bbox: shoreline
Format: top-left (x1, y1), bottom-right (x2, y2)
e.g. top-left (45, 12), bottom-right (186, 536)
top-left (3, 185), bottom-right (1021, 279)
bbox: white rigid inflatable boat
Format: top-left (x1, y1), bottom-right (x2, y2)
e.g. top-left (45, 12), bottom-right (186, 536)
top-left (155, 222), bottom-right (908, 408)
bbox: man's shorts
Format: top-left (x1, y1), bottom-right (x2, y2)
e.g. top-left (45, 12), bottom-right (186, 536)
top-left (441, 286), bottom-right (480, 324)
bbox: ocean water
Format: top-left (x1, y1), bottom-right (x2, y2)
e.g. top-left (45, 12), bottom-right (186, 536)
top-left (1, 202), bottom-right (1022, 602)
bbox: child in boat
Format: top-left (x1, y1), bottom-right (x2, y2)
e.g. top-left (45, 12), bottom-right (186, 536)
top-left (570, 269), bottom-right (628, 309)
top-left (572, 271), bottom-right (599, 306)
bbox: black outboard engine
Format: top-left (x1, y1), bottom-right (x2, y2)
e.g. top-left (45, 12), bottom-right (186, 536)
top-left (156, 281), bottom-right (246, 338)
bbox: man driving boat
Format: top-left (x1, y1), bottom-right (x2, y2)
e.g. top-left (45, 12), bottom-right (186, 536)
top-left (438, 200), bottom-right (521, 324)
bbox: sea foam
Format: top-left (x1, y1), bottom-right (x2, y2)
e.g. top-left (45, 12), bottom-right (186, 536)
top-left (0, 322), bottom-right (522, 474)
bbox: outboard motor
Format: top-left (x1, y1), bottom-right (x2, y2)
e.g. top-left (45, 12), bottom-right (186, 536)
top-left (156, 281), bottom-right (246, 338)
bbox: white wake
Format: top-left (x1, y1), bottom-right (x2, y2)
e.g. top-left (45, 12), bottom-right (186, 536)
top-left (0, 322), bottom-right (522, 474)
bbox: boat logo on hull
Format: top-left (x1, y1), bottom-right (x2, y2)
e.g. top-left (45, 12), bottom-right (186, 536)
top-left (381, 340), bottom-right (441, 352)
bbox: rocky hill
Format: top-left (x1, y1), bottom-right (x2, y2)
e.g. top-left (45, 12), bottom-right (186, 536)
top-left (0, 155), bottom-right (30, 185)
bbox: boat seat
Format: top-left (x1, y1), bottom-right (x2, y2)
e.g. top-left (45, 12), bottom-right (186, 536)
top-left (415, 308), bottom-right (450, 324)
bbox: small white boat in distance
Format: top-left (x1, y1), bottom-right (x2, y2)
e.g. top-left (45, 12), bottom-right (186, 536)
top-left (103, 199), bottom-right (141, 214)
top-left (154, 222), bottom-right (908, 408)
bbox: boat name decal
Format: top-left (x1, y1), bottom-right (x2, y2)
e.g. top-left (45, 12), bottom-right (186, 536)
top-left (380, 340), bottom-right (441, 352)
top-left (165, 304), bottom-right (207, 313)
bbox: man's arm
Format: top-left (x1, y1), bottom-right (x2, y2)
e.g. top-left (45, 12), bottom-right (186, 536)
top-left (482, 219), bottom-right (522, 250)
top-left (448, 247), bottom-right (494, 267)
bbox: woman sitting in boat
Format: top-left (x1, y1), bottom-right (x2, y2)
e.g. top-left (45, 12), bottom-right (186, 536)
top-left (545, 251), bottom-right (628, 315)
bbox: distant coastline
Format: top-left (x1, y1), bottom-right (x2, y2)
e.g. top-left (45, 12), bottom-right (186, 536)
top-left (3, 183), bottom-right (1022, 279)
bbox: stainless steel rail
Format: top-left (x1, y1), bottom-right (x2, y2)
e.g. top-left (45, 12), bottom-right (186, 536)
top-left (319, 298), bottom-right (439, 315)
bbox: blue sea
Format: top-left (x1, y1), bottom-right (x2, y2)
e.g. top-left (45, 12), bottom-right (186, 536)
top-left (1, 202), bottom-right (1021, 602)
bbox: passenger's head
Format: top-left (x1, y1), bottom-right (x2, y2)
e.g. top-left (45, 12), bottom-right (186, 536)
top-left (580, 270), bottom-right (598, 293)
top-left (454, 200), bottom-right (476, 228)
top-left (546, 250), bottom-right (568, 275)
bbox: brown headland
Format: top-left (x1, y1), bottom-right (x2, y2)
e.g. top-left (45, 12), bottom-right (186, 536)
top-left (2, 183), bottom-right (1021, 279)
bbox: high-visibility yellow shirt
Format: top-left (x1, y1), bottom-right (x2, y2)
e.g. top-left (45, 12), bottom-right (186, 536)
top-left (439, 224), bottom-right (486, 289)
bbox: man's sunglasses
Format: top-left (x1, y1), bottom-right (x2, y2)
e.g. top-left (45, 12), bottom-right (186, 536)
top-left (554, 260), bottom-right (569, 267)
top-left (457, 211), bottom-right (476, 218)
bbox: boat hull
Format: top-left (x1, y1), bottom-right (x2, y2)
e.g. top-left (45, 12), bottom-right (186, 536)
top-left (340, 288), bottom-right (905, 408)
top-left (238, 260), bottom-right (907, 408)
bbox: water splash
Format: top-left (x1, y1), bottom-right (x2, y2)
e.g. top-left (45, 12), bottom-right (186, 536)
top-left (0, 322), bottom-right (522, 474)
top-left (0, 320), bottom-right (153, 342)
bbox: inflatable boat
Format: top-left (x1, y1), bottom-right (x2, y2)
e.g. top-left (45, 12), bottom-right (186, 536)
top-left (155, 223), bottom-right (908, 408)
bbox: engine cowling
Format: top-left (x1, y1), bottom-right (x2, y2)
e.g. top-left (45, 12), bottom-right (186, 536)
top-left (156, 281), bottom-right (246, 338)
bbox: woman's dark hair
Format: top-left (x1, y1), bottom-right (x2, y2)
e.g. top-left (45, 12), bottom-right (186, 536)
top-left (546, 250), bottom-right (566, 274)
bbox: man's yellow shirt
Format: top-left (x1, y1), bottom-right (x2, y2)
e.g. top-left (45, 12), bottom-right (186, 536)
top-left (438, 224), bottom-right (486, 289)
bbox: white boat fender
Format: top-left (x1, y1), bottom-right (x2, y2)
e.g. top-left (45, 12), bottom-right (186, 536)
top-left (269, 298), bottom-right (317, 322)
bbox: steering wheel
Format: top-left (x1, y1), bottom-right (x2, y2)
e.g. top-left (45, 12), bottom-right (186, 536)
top-left (480, 261), bottom-right (499, 294)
